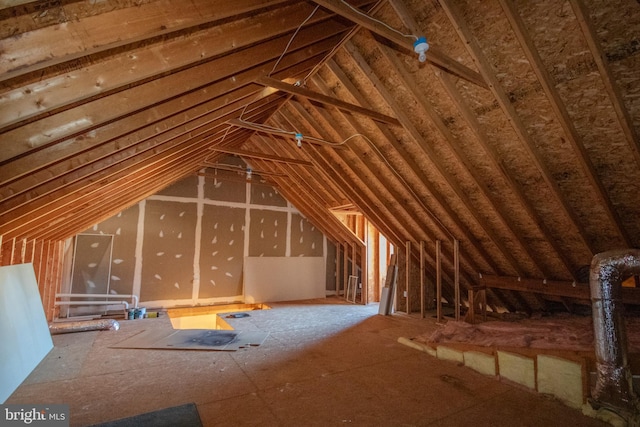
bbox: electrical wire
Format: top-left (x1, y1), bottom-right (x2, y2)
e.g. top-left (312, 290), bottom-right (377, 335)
top-left (339, 0), bottom-right (417, 41)
top-left (231, 119), bottom-right (347, 146)
top-left (231, 118), bottom-right (453, 236)
top-left (268, 5), bottom-right (320, 78)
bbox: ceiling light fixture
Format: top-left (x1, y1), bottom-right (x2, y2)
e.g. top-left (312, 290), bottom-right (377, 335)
top-left (295, 133), bottom-right (303, 148)
top-left (413, 36), bottom-right (429, 62)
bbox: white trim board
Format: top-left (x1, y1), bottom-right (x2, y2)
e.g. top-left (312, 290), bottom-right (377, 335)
top-left (243, 257), bottom-right (325, 303)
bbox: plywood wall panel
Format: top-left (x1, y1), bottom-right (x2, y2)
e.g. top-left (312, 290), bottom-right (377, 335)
top-left (203, 168), bottom-right (246, 203)
top-left (290, 213), bottom-right (323, 257)
top-left (250, 180), bottom-right (287, 207)
top-left (248, 210), bottom-right (287, 257)
top-left (141, 200), bottom-right (196, 302)
top-left (199, 205), bottom-right (245, 299)
top-left (83, 204), bottom-right (139, 296)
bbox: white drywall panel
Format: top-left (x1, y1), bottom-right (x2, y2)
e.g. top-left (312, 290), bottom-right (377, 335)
top-left (244, 257), bottom-right (325, 303)
top-left (0, 263), bottom-right (53, 403)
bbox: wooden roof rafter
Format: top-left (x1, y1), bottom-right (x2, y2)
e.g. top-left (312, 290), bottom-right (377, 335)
top-left (311, 0), bottom-right (488, 89)
top-left (320, 59), bottom-right (505, 276)
top-left (569, 0), bottom-right (640, 170)
top-left (376, 40), bottom-right (552, 279)
top-left (279, 93), bottom-right (507, 311)
top-left (388, 0), bottom-right (581, 280)
top-left (342, 40), bottom-right (529, 278)
top-left (439, 0), bottom-right (596, 279)
top-left (498, 0), bottom-right (632, 248)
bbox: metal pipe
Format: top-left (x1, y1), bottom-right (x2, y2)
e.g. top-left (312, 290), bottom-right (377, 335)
top-left (590, 249), bottom-right (640, 421)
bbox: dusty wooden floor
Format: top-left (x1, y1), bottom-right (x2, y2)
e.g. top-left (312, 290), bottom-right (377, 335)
top-left (8, 298), bottom-right (607, 426)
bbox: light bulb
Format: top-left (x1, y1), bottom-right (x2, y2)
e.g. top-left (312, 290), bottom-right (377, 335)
top-left (295, 133), bottom-right (303, 148)
top-left (413, 36), bottom-right (429, 63)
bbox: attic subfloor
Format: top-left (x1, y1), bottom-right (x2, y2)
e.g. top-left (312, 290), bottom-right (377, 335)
top-left (8, 298), bottom-right (607, 426)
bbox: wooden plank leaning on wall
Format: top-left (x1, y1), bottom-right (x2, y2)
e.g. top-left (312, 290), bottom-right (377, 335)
top-left (0, 236), bottom-right (63, 322)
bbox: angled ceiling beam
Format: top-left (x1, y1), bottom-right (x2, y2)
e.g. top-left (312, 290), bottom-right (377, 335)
top-left (311, 0), bottom-right (488, 88)
top-left (569, 0), bottom-right (640, 170)
top-left (210, 146), bottom-right (313, 166)
top-left (201, 162), bottom-right (287, 177)
top-left (344, 41), bottom-right (527, 277)
top-left (498, 0), bottom-right (632, 248)
top-left (323, 59), bottom-right (503, 276)
top-left (255, 76), bottom-right (401, 126)
top-left (439, 0), bottom-right (595, 271)
top-left (227, 118), bottom-right (345, 147)
top-left (378, 40), bottom-right (550, 279)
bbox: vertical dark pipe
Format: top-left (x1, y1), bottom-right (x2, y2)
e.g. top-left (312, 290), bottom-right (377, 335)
top-left (590, 249), bottom-right (640, 421)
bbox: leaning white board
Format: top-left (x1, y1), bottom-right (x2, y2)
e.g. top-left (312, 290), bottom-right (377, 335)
top-left (243, 257), bottom-right (325, 303)
top-left (0, 263), bottom-right (53, 403)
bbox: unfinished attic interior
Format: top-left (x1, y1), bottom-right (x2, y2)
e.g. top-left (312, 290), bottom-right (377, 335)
top-left (1, 0), bottom-right (639, 425)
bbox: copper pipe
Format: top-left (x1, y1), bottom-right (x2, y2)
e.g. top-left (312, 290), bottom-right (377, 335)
top-left (590, 249), bottom-right (640, 421)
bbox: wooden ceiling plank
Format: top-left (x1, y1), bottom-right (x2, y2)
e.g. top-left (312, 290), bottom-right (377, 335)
top-left (569, 0), bottom-right (640, 170)
top-left (438, 73), bottom-right (580, 282)
top-left (0, 87), bottom-right (266, 211)
top-left (439, 0), bottom-right (596, 263)
top-left (0, 79), bottom-right (264, 187)
top-left (302, 78), bottom-right (488, 288)
top-left (300, 95), bottom-right (488, 300)
top-left (343, 41), bottom-right (529, 278)
top-left (0, 34), bottom-right (339, 183)
top-left (385, 0), bottom-right (569, 282)
top-left (499, 0), bottom-right (632, 248)
top-left (0, 14), bottom-right (352, 133)
top-left (0, 27), bottom-right (347, 163)
top-left (10, 121), bottom-right (253, 240)
top-left (0, 0), bottom-right (296, 79)
top-left (255, 76), bottom-right (401, 126)
top-left (0, 114), bottom-right (251, 237)
top-left (39, 159), bottom-right (204, 241)
top-left (311, 0), bottom-right (487, 89)
top-left (14, 150), bottom-right (200, 241)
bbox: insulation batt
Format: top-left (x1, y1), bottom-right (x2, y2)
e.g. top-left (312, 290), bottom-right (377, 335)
top-left (417, 317), bottom-right (640, 352)
top-left (49, 319), bottom-right (120, 334)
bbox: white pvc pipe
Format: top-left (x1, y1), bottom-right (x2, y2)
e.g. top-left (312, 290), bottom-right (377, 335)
top-left (56, 293), bottom-right (138, 308)
top-left (55, 300), bottom-right (129, 309)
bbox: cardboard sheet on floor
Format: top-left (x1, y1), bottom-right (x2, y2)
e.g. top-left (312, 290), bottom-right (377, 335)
top-left (111, 329), bottom-right (268, 351)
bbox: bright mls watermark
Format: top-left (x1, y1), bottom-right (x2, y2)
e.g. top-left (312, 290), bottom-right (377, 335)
top-left (0, 405), bottom-right (68, 427)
